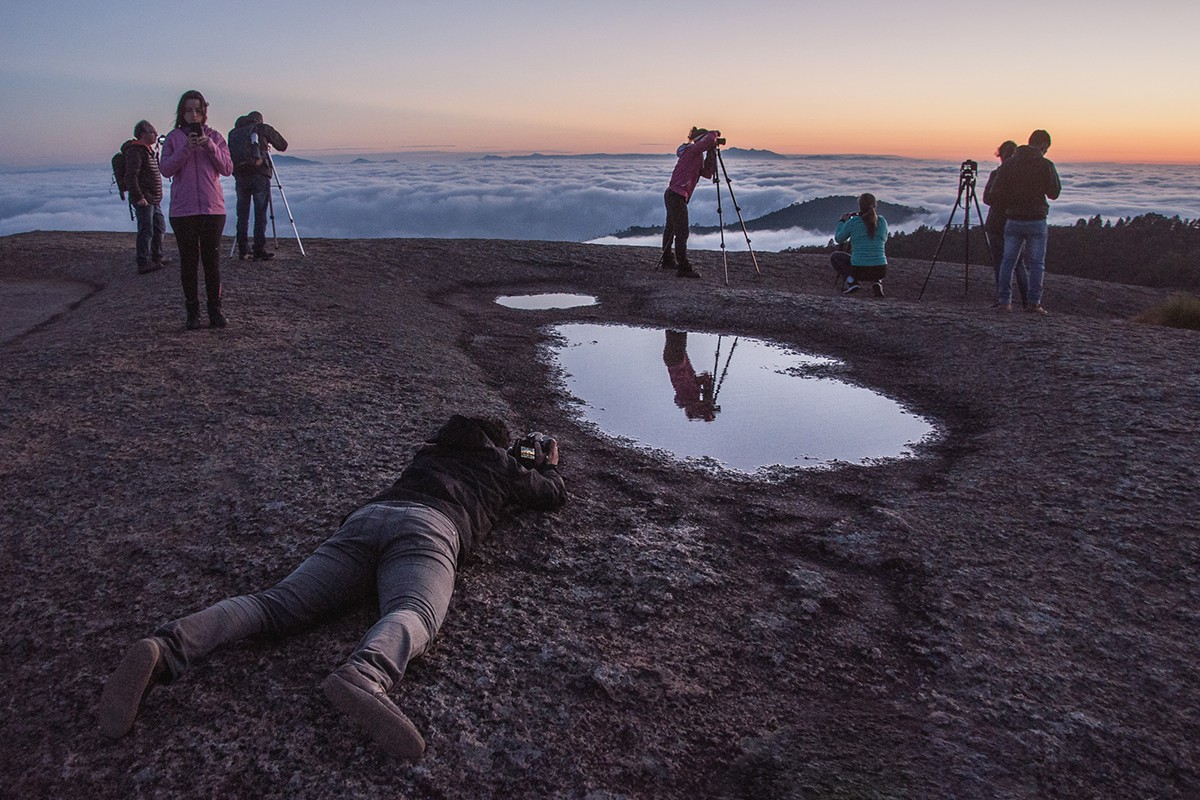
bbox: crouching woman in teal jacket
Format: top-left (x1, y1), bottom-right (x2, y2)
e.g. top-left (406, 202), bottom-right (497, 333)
top-left (831, 193), bottom-right (889, 296)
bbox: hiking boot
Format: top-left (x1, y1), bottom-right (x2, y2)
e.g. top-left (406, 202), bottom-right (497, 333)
top-left (209, 312), bottom-right (228, 329)
top-left (322, 665), bottom-right (425, 763)
top-left (997, 303), bottom-right (1013, 312)
top-left (136, 260), bottom-right (157, 275)
top-left (676, 265), bottom-right (702, 279)
top-left (1027, 304), bottom-right (1048, 315)
top-left (186, 312), bottom-right (202, 330)
top-left (842, 280), bottom-right (861, 295)
top-left (98, 638), bottom-right (166, 739)
top-left (660, 254), bottom-right (677, 271)
top-left (871, 281), bottom-right (885, 297)
top-left (251, 251), bottom-right (275, 262)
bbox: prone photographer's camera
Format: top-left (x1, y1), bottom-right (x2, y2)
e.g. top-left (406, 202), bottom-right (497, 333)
top-left (716, 137), bottom-right (727, 146)
top-left (511, 431), bottom-right (555, 468)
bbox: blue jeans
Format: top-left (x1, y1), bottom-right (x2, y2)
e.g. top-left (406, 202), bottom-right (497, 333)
top-left (998, 219), bottom-right (1048, 305)
top-left (235, 174), bottom-right (272, 255)
top-left (153, 502), bottom-right (460, 691)
top-left (988, 228), bottom-right (1029, 305)
top-left (134, 202), bottom-right (165, 265)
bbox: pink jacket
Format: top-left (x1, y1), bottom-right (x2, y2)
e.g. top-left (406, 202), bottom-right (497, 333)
top-left (667, 131), bottom-right (719, 201)
top-left (160, 125), bottom-right (233, 217)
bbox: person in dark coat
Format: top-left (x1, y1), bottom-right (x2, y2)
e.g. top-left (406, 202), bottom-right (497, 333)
top-left (98, 415), bottom-right (567, 762)
top-left (123, 120), bottom-right (167, 274)
top-left (987, 129), bottom-right (1062, 313)
top-left (228, 111), bottom-right (288, 261)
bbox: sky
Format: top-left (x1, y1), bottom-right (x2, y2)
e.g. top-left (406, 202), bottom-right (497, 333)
top-left (2, 1), bottom-right (1198, 167)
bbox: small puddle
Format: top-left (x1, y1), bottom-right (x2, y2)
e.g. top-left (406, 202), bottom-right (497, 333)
top-left (497, 293), bottom-right (599, 310)
top-left (549, 323), bottom-right (936, 473)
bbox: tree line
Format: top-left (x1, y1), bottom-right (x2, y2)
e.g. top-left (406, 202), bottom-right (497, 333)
top-left (878, 214), bottom-right (1200, 291)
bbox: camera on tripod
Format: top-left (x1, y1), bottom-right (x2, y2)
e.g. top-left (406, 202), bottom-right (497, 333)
top-left (960, 159), bottom-right (978, 179)
top-left (716, 137), bottom-right (727, 146)
top-left (510, 431), bottom-right (555, 468)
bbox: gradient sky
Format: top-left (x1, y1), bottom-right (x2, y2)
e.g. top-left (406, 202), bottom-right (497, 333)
top-left (2, 0), bottom-right (1198, 167)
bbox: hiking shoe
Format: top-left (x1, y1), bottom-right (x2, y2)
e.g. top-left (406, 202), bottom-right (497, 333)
top-left (676, 266), bottom-right (702, 279)
top-left (871, 281), bottom-right (885, 297)
top-left (322, 665), bottom-right (425, 763)
top-left (997, 303), bottom-right (1013, 312)
top-left (842, 281), bottom-right (861, 295)
top-left (1027, 304), bottom-right (1048, 315)
top-left (660, 253), bottom-right (677, 270)
top-left (186, 312), bottom-right (202, 330)
top-left (98, 638), bottom-right (165, 739)
top-left (209, 312), bottom-right (228, 329)
top-left (251, 251), bottom-right (275, 262)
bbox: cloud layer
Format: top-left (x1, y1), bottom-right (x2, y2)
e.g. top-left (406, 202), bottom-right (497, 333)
top-left (3, 156), bottom-right (1198, 251)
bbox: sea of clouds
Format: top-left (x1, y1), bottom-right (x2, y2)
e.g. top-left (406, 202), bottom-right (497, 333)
top-left (2, 154), bottom-right (1197, 252)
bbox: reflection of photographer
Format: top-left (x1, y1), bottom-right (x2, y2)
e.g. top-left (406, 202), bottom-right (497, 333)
top-left (830, 193), bottom-right (889, 296)
top-left (228, 111), bottom-right (288, 261)
top-left (662, 330), bottom-right (717, 421)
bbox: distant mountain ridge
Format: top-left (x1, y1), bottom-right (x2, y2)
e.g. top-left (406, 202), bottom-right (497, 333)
top-left (608, 195), bottom-right (929, 238)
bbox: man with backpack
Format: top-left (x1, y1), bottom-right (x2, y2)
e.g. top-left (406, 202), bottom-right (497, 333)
top-left (120, 120), bottom-right (167, 274)
top-left (228, 112), bottom-right (288, 261)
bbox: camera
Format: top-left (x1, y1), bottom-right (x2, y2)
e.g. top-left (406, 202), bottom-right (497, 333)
top-left (510, 431), bottom-right (555, 468)
top-left (716, 137), bottom-right (727, 146)
top-left (960, 159), bottom-right (978, 177)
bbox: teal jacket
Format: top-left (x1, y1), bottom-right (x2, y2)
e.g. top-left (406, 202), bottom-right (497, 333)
top-left (834, 214), bottom-right (888, 267)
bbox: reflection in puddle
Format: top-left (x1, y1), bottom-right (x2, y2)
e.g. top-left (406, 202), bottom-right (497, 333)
top-left (497, 293), bottom-right (599, 310)
top-left (549, 323), bottom-right (936, 473)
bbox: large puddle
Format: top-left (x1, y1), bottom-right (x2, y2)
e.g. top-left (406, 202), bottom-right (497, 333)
top-left (549, 323), bottom-right (936, 473)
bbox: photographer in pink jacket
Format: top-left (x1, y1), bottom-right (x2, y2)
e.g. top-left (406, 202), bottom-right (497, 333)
top-left (160, 90), bottom-right (234, 330)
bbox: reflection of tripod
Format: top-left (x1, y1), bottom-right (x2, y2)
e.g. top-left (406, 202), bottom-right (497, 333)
top-left (710, 334), bottom-right (739, 411)
top-left (230, 148), bottom-right (305, 257)
top-left (712, 148), bottom-right (761, 286)
top-left (918, 159), bottom-right (989, 300)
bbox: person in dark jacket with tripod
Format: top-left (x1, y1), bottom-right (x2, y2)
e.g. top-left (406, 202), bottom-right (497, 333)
top-left (124, 120), bottom-right (167, 274)
top-left (99, 414), bottom-right (567, 763)
top-left (228, 111), bottom-right (288, 261)
top-left (987, 129), bottom-right (1061, 314)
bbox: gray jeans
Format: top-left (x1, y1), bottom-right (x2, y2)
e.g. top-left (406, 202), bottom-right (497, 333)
top-left (154, 502), bottom-right (461, 691)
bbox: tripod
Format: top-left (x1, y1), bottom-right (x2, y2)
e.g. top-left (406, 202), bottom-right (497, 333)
top-left (230, 148), bottom-right (305, 258)
top-left (918, 159), bottom-right (989, 300)
top-left (712, 148), bottom-right (761, 285)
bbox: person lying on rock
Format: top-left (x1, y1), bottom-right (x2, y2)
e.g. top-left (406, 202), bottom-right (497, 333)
top-left (98, 414), bottom-right (566, 762)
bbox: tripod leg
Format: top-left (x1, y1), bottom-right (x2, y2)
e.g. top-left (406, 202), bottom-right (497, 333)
top-left (273, 180), bottom-right (305, 257)
top-left (918, 179), bottom-right (969, 301)
top-left (713, 160), bottom-right (729, 285)
top-left (267, 154), bottom-right (305, 257)
top-left (716, 151), bottom-right (761, 277)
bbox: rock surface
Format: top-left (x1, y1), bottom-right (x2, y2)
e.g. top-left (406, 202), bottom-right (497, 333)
top-left (1, 231), bottom-right (1197, 799)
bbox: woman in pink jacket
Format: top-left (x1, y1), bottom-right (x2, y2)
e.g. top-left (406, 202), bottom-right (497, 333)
top-left (160, 90), bottom-right (233, 329)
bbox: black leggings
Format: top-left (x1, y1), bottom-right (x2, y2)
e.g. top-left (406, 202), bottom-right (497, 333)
top-left (662, 189), bottom-right (691, 266)
top-left (170, 214), bottom-right (225, 312)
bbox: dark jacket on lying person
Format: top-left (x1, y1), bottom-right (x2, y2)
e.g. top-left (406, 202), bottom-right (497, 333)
top-left (365, 414), bottom-right (567, 556)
